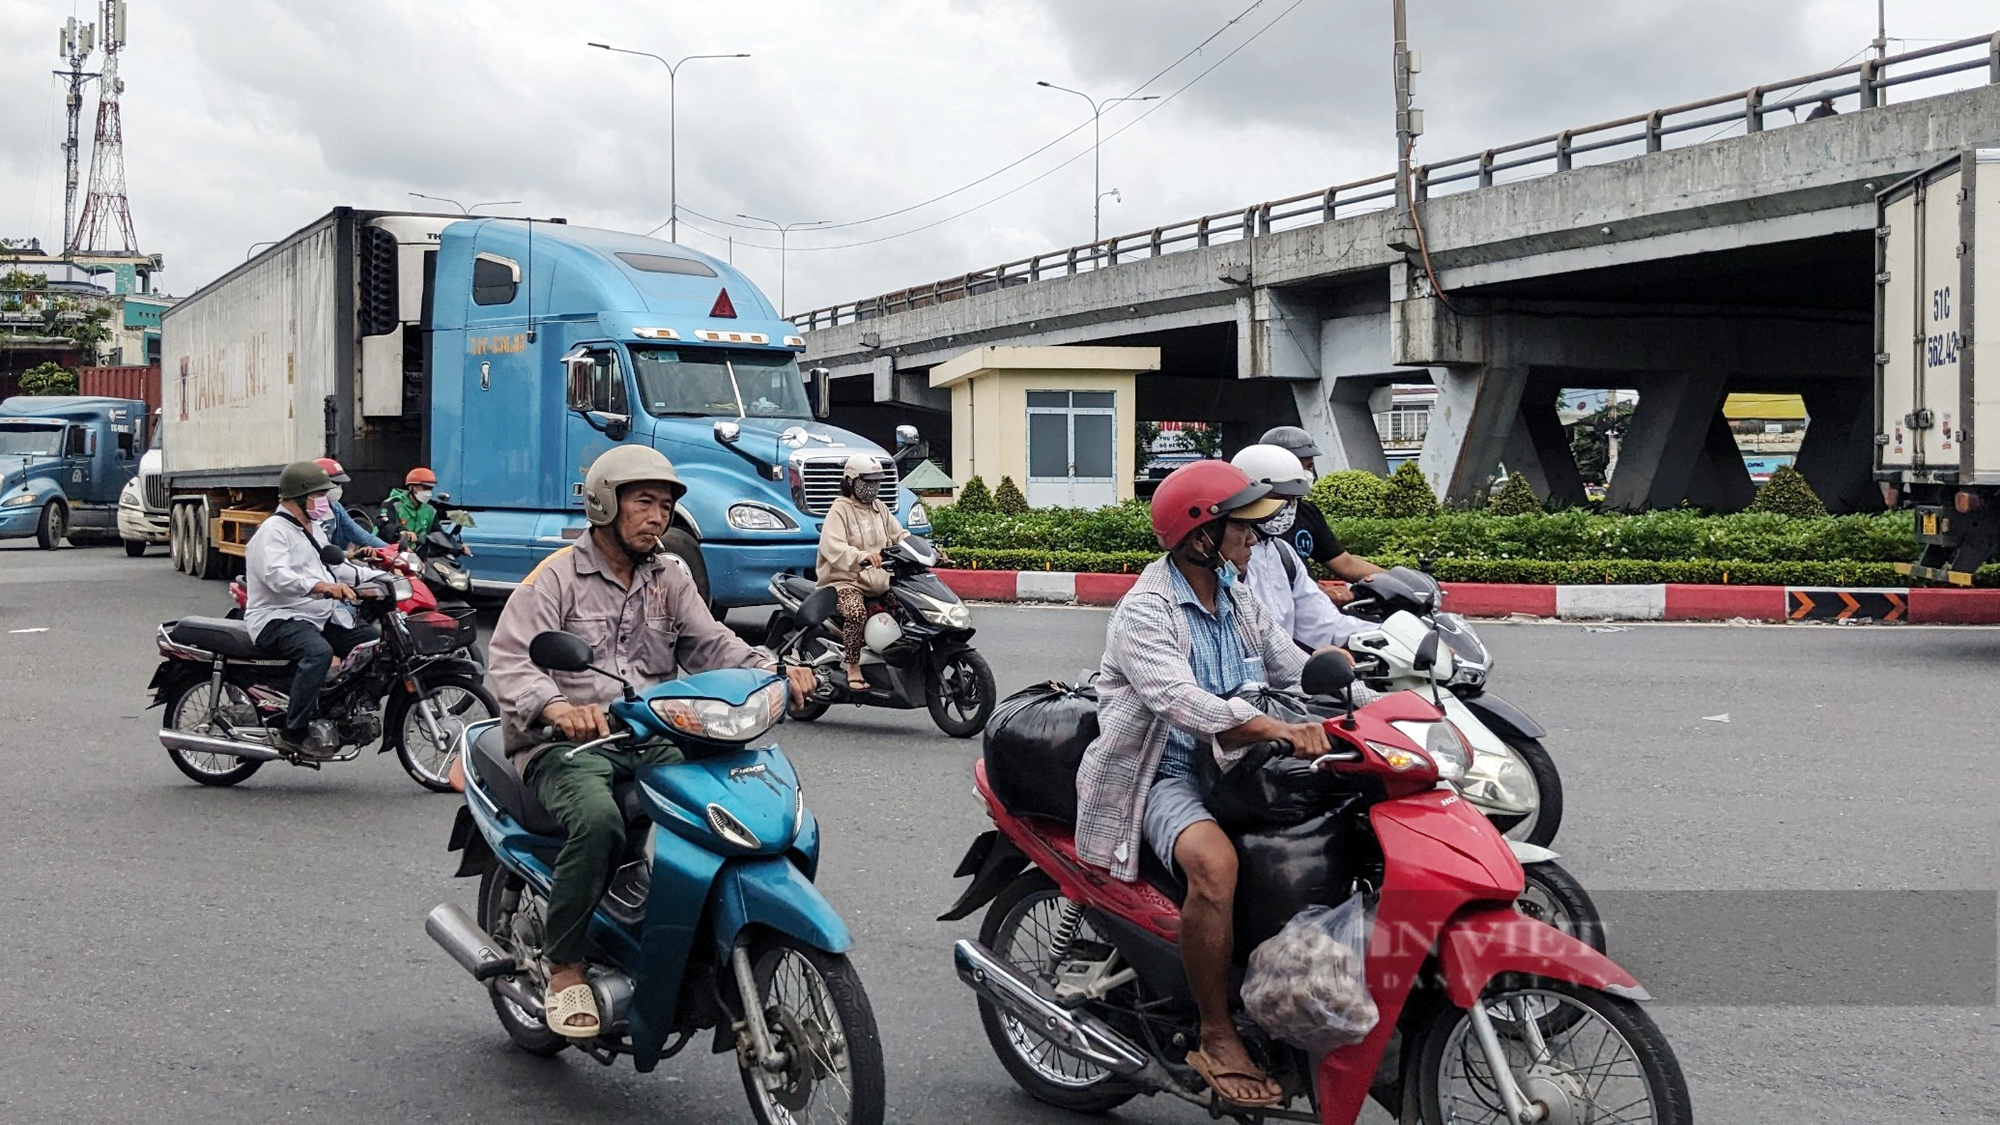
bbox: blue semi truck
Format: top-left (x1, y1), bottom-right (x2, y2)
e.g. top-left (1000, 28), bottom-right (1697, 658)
top-left (0, 395), bottom-right (151, 549)
top-left (159, 208), bottom-right (927, 604)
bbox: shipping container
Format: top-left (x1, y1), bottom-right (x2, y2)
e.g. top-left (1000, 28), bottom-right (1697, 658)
top-left (1876, 148), bottom-right (2000, 583)
top-left (79, 364), bottom-right (160, 411)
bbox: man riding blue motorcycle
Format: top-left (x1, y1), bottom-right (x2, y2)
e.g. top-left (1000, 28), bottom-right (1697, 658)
top-left (484, 445), bottom-right (816, 1038)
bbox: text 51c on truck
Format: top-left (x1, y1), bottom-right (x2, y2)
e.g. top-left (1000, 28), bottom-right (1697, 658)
top-left (159, 207), bottom-right (929, 604)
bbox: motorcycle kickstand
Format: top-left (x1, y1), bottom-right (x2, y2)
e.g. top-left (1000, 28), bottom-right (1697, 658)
top-left (730, 945), bottom-right (789, 1089)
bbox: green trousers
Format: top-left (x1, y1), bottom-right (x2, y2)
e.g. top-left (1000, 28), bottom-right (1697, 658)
top-left (523, 738), bottom-right (683, 965)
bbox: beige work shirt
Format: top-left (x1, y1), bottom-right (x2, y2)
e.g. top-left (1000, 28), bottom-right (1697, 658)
top-left (815, 494), bottom-right (908, 589)
top-left (488, 529), bottom-right (772, 765)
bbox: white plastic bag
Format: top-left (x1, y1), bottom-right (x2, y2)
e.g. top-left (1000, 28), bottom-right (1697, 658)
top-left (1241, 896), bottom-right (1378, 1053)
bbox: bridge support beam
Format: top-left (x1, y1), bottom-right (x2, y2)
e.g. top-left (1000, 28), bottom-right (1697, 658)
top-left (872, 357), bottom-right (950, 411)
top-left (1795, 381), bottom-right (1879, 513)
top-left (1501, 387), bottom-right (1588, 508)
top-left (1602, 369), bottom-right (1746, 511)
top-left (1419, 363), bottom-right (1529, 504)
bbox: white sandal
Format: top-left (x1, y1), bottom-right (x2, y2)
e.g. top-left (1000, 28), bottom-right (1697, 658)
top-left (544, 982), bottom-right (601, 1039)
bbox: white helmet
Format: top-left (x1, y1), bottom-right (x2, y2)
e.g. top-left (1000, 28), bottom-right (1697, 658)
top-left (1231, 444), bottom-right (1312, 499)
top-left (863, 611), bottom-right (903, 654)
top-left (842, 452), bottom-right (888, 482)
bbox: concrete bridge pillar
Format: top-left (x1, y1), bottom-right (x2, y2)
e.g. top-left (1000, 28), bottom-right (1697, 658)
top-left (1418, 363), bottom-right (1529, 504)
top-left (1501, 386), bottom-right (1588, 507)
top-left (1795, 382), bottom-right (1881, 513)
top-left (1602, 369), bottom-right (1752, 511)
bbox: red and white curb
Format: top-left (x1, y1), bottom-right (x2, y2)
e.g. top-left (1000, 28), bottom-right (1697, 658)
top-left (933, 570), bottom-right (2000, 625)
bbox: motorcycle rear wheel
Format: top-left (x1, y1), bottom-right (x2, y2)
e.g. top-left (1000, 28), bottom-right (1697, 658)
top-left (1412, 978), bottom-right (1691, 1125)
top-left (927, 650), bottom-right (995, 738)
top-left (476, 866), bottom-right (567, 1058)
top-left (163, 680), bottom-right (264, 787)
top-left (739, 934), bottom-right (885, 1125)
top-left (976, 871), bottom-right (1140, 1114)
top-left (1487, 732), bottom-right (1563, 848)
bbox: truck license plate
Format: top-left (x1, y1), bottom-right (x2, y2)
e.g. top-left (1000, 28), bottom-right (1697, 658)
top-left (1921, 512), bottom-right (1939, 536)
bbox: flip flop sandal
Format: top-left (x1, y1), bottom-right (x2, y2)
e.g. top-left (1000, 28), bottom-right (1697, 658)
top-left (544, 982), bottom-right (601, 1039)
top-left (1184, 1047), bottom-right (1283, 1109)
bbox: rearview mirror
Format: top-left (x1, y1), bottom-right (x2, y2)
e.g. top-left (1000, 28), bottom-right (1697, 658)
top-left (809, 367), bottom-right (832, 420)
top-left (1300, 649), bottom-right (1356, 698)
top-left (528, 630), bottom-right (594, 673)
top-left (1412, 630), bottom-right (1441, 673)
top-left (560, 347), bottom-right (594, 413)
top-left (318, 544), bottom-right (347, 567)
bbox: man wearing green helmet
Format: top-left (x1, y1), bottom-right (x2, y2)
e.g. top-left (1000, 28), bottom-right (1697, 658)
top-left (243, 460), bottom-right (377, 758)
top-left (487, 443), bottom-right (817, 1040)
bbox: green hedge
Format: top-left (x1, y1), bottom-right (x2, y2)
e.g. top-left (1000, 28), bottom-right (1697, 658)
top-left (930, 502), bottom-right (1917, 564)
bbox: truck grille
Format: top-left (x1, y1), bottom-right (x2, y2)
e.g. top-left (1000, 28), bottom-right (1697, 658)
top-left (141, 473), bottom-right (167, 511)
top-left (796, 455), bottom-right (896, 516)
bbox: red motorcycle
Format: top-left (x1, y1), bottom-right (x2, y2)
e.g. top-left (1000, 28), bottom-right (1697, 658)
top-left (942, 652), bottom-right (1689, 1125)
top-left (230, 546), bottom-right (479, 668)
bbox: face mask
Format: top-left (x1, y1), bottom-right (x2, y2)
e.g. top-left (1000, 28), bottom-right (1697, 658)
top-left (851, 479), bottom-right (879, 505)
top-left (1258, 501), bottom-right (1298, 538)
top-left (306, 495), bottom-right (334, 521)
top-left (412, 488), bottom-right (433, 505)
top-left (1217, 560), bottom-right (1240, 590)
top-left (327, 485), bottom-right (344, 507)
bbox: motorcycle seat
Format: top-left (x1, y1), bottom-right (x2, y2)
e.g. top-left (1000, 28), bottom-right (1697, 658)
top-left (1138, 843), bottom-right (1187, 906)
top-left (168, 616), bottom-right (267, 660)
top-left (778, 574), bottom-right (818, 603)
top-left (468, 725), bottom-right (645, 838)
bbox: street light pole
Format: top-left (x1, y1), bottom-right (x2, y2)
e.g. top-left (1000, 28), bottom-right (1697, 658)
top-left (736, 214), bottom-right (829, 315)
top-left (589, 42), bottom-right (751, 243)
top-left (1036, 82), bottom-right (1157, 244)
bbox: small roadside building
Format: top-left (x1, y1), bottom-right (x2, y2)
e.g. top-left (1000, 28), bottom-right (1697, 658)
top-left (929, 345), bottom-right (1158, 508)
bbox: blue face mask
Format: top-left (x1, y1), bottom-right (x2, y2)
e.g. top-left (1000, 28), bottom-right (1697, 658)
top-left (1217, 560), bottom-right (1240, 590)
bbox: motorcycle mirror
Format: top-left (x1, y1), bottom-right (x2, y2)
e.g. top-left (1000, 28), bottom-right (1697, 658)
top-left (317, 544), bottom-right (347, 567)
top-left (1300, 649), bottom-right (1355, 697)
top-left (1412, 629), bottom-right (1441, 672)
top-left (528, 630), bottom-right (595, 673)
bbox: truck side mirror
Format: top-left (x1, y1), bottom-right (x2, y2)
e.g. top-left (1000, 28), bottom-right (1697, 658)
top-left (561, 347), bottom-right (594, 414)
top-left (895, 424), bottom-right (919, 448)
top-left (809, 367), bottom-right (832, 420)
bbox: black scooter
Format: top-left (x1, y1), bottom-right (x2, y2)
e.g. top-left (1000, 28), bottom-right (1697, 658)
top-left (764, 536), bottom-right (996, 737)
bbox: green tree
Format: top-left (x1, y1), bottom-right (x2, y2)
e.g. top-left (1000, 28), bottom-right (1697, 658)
top-left (1135, 420), bottom-right (1160, 477)
top-left (993, 475), bottom-right (1029, 514)
top-left (19, 362), bottom-right (76, 396)
top-left (1570, 398), bottom-right (1635, 485)
top-left (1309, 469), bottom-right (1390, 518)
top-left (955, 475), bottom-right (994, 513)
top-left (1746, 464), bottom-right (1827, 518)
top-left (1487, 470), bottom-right (1543, 516)
top-left (1379, 460), bottom-right (1441, 518)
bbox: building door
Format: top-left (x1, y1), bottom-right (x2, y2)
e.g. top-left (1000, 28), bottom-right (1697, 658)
top-left (1026, 390), bottom-right (1117, 508)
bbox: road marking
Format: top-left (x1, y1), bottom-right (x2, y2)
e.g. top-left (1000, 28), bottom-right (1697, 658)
top-left (8, 627), bottom-right (48, 634)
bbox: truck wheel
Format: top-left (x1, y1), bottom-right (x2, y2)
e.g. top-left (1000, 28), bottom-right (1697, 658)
top-left (35, 502), bottom-right (66, 550)
top-left (192, 503), bottom-right (229, 580)
top-left (124, 538), bottom-right (148, 558)
top-left (169, 506), bottom-right (188, 572)
top-left (658, 527), bottom-right (710, 606)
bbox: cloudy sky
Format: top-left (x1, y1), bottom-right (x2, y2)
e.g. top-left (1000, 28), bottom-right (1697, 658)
top-left (1, 0), bottom-right (1992, 314)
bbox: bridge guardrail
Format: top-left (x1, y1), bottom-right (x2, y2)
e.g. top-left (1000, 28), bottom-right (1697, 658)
top-left (792, 32), bottom-right (1999, 332)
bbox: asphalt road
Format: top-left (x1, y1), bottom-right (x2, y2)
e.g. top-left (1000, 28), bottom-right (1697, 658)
top-left (1, 540), bottom-right (1994, 1124)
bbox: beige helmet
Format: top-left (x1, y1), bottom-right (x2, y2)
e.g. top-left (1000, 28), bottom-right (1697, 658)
top-left (582, 444), bottom-right (685, 526)
top-left (841, 452), bottom-right (887, 482)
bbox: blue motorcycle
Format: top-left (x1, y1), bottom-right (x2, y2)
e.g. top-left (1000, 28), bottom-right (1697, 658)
top-left (426, 630), bottom-right (884, 1124)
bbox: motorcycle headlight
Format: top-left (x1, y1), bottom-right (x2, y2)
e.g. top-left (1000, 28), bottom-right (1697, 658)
top-left (1388, 720), bottom-right (1472, 782)
top-left (728, 503), bottom-right (797, 531)
top-left (446, 570), bottom-right (471, 592)
top-left (391, 577), bottom-right (414, 602)
top-left (650, 681), bottom-right (786, 744)
top-left (914, 591), bottom-right (971, 628)
top-left (2, 492), bottom-right (37, 508)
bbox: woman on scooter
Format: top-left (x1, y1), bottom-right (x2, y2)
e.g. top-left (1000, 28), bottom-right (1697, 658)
top-left (1075, 460), bottom-right (1342, 1110)
top-left (816, 453), bottom-right (908, 691)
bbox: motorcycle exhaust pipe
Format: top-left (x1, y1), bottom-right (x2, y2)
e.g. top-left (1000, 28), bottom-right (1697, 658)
top-left (158, 729), bottom-right (284, 762)
top-left (953, 939), bottom-right (1154, 1077)
top-left (425, 902), bottom-right (518, 981)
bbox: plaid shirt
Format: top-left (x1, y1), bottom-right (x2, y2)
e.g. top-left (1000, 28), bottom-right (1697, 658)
top-left (1075, 556), bottom-right (1306, 882)
top-left (1157, 563), bottom-right (1262, 779)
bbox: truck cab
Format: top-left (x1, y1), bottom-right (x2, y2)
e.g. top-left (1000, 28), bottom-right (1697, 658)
top-left (0, 395), bottom-right (149, 549)
top-left (427, 219), bottom-right (931, 605)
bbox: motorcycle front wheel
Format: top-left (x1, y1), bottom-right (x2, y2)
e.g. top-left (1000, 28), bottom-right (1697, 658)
top-left (926, 650), bottom-right (996, 738)
top-left (388, 674), bottom-right (497, 792)
top-left (738, 934), bottom-right (885, 1125)
top-left (1412, 978), bottom-right (1691, 1125)
top-left (163, 679), bottom-right (264, 787)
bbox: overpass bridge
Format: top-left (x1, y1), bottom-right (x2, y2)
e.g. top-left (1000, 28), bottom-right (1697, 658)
top-left (799, 34), bottom-right (2000, 511)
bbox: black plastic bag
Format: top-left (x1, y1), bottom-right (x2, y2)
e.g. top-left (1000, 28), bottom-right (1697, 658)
top-left (982, 681), bottom-right (1099, 825)
top-left (1232, 803), bottom-right (1368, 951)
top-left (1201, 686), bottom-right (1350, 832)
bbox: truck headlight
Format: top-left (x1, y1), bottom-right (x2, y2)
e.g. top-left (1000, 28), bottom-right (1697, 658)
top-left (120, 482), bottom-right (141, 508)
top-left (728, 503), bottom-right (797, 531)
top-left (2, 493), bottom-right (37, 508)
top-left (908, 501), bottom-right (930, 528)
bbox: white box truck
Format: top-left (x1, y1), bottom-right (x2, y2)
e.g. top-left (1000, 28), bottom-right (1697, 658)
top-left (1876, 149), bottom-right (2000, 584)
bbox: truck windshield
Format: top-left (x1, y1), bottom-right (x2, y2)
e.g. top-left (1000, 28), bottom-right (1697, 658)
top-left (0, 425), bottom-right (63, 457)
top-left (631, 347), bottom-right (812, 420)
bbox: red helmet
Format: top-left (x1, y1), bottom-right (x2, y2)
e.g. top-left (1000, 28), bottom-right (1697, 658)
top-left (1149, 460), bottom-right (1283, 550)
top-left (314, 456), bottom-right (350, 484)
top-left (405, 467), bottom-right (437, 487)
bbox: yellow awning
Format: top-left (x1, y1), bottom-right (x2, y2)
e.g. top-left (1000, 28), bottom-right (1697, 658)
top-left (1723, 393), bottom-right (1807, 421)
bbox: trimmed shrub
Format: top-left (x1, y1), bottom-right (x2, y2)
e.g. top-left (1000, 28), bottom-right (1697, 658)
top-left (954, 475), bottom-right (993, 513)
top-left (1747, 465), bottom-right (1828, 518)
top-left (1311, 470), bottom-right (1390, 519)
top-left (1486, 471), bottom-right (1542, 517)
top-left (1379, 461), bottom-right (1440, 519)
top-left (20, 362), bottom-right (76, 396)
top-left (993, 476), bottom-right (1028, 514)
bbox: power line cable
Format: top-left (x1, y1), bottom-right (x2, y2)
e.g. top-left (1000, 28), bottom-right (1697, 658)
top-left (671, 0), bottom-right (1278, 235)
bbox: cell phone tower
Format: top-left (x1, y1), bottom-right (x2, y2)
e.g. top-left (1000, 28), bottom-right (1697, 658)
top-left (69, 0), bottom-right (140, 258)
top-left (53, 9), bottom-right (100, 253)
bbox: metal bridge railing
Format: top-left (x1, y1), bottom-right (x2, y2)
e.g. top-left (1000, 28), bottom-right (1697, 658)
top-left (791, 32), bottom-right (2000, 332)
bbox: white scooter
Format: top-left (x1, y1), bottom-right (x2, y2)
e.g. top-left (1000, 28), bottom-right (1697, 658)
top-left (1340, 567), bottom-right (1565, 848)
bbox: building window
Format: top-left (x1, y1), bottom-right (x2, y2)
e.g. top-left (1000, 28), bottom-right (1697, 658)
top-left (1376, 403), bottom-right (1430, 446)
